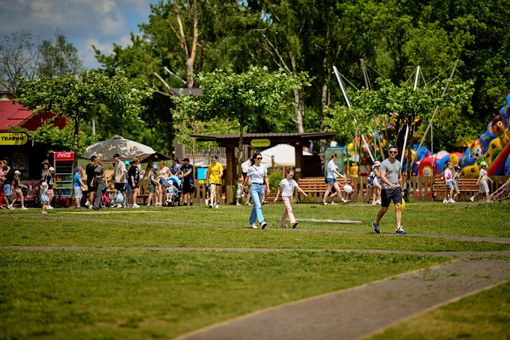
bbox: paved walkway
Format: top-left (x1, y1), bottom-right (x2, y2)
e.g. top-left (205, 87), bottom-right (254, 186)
top-left (175, 256), bottom-right (510, 340)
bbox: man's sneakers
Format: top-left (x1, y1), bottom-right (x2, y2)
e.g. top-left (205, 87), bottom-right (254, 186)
top-left (250, 224), bottom-right (258, 229)
top-left (8, 205), bottom-right (14, 210)
top-left (443, 199), bottom-right (448, 204)
top-left (260, 221), bottom-right (267, 229)
top-left (448, 199), bottom-right (456, 203)
top-left (371, 221), bottom-right (380, 234)
top-left (396, 227), bottom-right (406, 235)
top-left (291, 222), bottom-right (298, 229)
top-left (21, 206), bottom-right (28, 210)
top-left (372, 221), bottom-right (406, 235)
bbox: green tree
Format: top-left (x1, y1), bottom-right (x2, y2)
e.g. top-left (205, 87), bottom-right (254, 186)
top-left (0, 30), bottom-right (40, 92)
top-left (37, 31), bottom-right (83, 79)
top-left (1, 30), bottom-right (83, 91)
top-left (14, 70), bottom-right (153, 166)
top-left (173, 65), bottom-right (301, 177)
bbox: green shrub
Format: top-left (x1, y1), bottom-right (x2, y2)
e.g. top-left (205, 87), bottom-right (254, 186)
top-left (268, 170), bottom-right (283, 190)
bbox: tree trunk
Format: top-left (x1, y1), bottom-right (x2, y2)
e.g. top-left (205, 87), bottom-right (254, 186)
top-left (293, 88), bottom-right (304, 133)
top-left (237, 118), bottom-right (244, 179)
top-left (319, 83), bottom-right (329, 154)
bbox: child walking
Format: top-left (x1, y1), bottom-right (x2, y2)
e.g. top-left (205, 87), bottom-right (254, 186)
top-left (40, 182), bottom-right (49, 214)
top-left (443, 162), bottom-right (455, 203)
top-left (273, 169), bottom-right (308, 229)
top-left (74, 167), bottom-right (86, 208)
top-left (470, 161), bottom-right (493, 202)
top-left (236, 178), bottom-right (245, 206)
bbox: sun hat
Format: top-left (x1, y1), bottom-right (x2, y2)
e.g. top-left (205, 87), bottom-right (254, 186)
top-left (153, 164), bottom-right (158, 169)
top-left (124, 160), bottom-right (130, 165)
top-left (480, 161), bottom-right (488, 167)
top-left (76, 167), bottom-right (82, 172)
top-left (48, 167), bottom-right (55, 171)
top-left (14, 170), bottom-right (21, 175)
top-left (41, 182), bottom-right (48, 190)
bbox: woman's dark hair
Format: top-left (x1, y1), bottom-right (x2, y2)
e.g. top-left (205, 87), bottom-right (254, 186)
top-left (286, 168), bottom-right (295, 175)
top-left (328, 153), bottom-right (337, 161)
top-left (173, 157), bottom-right (179, 163)
top-left (250, 152), bottom-right (262, 166)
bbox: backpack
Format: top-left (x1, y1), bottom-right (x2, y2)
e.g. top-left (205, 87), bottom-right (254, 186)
top-left (368, 172), bottom-right (375, 186)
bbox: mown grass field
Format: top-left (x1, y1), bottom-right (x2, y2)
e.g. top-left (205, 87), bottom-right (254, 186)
top-left (1, 201), bottom-right (509, 339)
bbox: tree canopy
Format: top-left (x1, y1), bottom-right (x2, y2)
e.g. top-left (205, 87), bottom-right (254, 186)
top-left (14, 70), bottom-right (153, 165)
top-left (90, 0), bottom-right (510, 153)
top-left (172, 65), bottom-right (303, 176)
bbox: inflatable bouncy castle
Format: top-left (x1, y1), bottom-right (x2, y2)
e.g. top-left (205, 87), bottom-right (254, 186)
top-left (460, 94), bottom-right (510, 176)
top-left (415, 94), bottom-right (510, 177)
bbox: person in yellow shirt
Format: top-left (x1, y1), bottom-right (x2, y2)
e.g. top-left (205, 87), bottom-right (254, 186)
top-left (206, 155), bottom-right (223, 208)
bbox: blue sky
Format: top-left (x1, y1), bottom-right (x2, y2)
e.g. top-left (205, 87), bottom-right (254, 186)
top-left (0, 0), bottom-right (159, 69)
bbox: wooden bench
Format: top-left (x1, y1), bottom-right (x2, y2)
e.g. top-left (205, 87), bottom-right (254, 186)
top-left (296, 177), bottom-right (352, 203)
top-left (432, 176), bottom-right (480, 201)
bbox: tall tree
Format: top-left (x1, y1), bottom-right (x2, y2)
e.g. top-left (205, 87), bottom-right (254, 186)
top-left (173, 65), bottom-right (301, 177)
top-left (14, 71), bottom-right (153, 165)
top-left (0, 30), bottom-right (40, 92)
top-left (0, 30), bottom-right (83, 92)
top-left (37, 31), bottom-right (83, 79)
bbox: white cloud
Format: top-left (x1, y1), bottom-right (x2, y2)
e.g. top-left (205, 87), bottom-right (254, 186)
top-left (0, 0), bottom-right (158, 69)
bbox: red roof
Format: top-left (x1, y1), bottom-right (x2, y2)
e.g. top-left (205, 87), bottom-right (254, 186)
top-left (0, 100), bottom-right (32, 130)
top-left (0, 100), bottom-right (67, 131)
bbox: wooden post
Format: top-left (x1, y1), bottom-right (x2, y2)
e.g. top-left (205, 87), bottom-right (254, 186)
top-left (225, 145), bottom-right (235, 203)
top-left (294, 143), bottom-right (303, 180)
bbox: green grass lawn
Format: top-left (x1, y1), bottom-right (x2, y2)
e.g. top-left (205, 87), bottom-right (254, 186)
top-left (367, 281), bottom-right (510, 340)
top-left (1, 201), bottom-right (509, 339)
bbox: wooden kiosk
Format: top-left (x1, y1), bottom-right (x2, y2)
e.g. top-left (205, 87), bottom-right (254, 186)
top-left (190, 132), bottom-right (338, 203)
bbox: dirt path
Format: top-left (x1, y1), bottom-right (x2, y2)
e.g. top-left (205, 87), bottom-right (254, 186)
top-left (174, 256), bottom-right (510, 340)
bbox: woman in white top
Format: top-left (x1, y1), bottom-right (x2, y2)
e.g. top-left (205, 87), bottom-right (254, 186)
top-left (273, 169), bottom-right (308, 229)
top-left (322, 153), bottom-right (347, 205)
top-left (244, 152), bottom-right (270, 229)
top-left (158, 160), bottom-right (171, 206)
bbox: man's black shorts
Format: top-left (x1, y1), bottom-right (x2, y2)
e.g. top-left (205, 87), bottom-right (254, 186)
top-left (183, 182), bottom-right (194, 194)
top-left (381, 188), bottom-right (403, 207)
top-left (115, 183), bottom-right (126, 191)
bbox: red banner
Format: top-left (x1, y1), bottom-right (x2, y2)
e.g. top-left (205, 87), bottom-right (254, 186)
top-left (54, 151), bottom-right (74, 161)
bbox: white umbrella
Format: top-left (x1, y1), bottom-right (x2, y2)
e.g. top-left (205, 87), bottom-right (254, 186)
top-left (81, 135), bottom-right (156, 162)
top-left (241, 144), bottom-right (312, 172)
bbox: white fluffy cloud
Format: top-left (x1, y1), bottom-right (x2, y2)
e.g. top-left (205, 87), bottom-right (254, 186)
top-left (0, 0), bottom-right (157, 69)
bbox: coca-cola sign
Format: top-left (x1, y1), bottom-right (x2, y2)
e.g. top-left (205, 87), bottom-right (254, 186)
top-left (54, 152), bottom-right (74, 161)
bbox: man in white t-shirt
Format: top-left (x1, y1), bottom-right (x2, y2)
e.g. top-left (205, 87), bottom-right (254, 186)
top-left (113, 153), bottom-right (127, 207)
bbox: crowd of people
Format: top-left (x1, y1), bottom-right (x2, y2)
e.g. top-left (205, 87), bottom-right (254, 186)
top-left (1, 145), bottom-right (498, 235)
top-left (79, 155), bottom-right (196, 210)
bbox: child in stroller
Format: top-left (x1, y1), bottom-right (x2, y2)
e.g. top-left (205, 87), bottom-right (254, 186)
top-left (164, 175), bottom-right (181, 206)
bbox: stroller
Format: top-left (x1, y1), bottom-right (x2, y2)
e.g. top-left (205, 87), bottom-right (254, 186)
top-left (163, 175), bottom-right (182, 206)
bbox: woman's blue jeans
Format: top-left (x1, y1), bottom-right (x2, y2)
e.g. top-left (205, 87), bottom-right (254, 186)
top-left (249, 184), bottom-right (265, 225)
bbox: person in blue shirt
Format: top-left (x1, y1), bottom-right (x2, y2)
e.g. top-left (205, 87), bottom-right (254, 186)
top-left (73, 167), bottom-right (86, 208)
